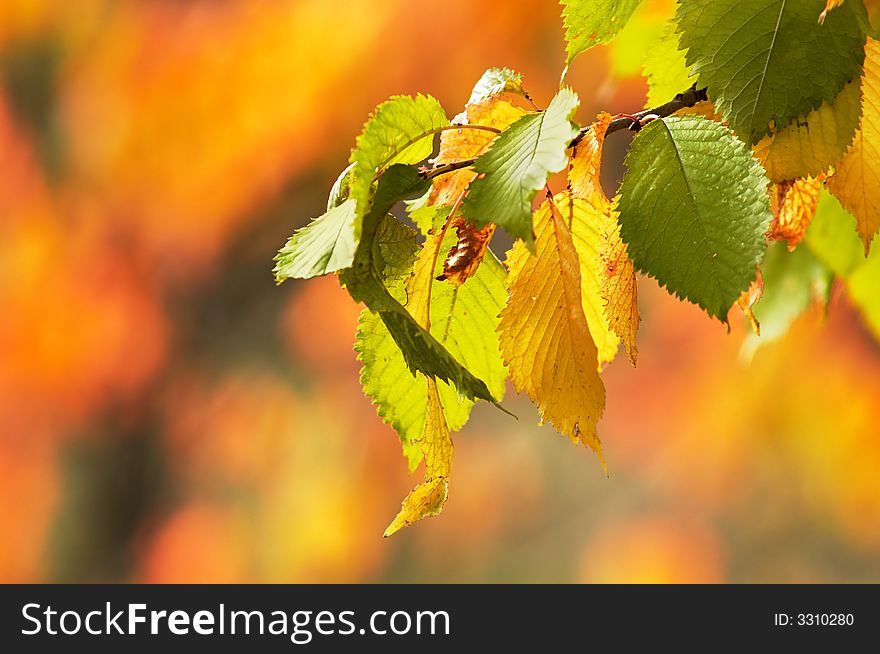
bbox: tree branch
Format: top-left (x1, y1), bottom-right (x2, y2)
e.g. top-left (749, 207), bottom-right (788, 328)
top-left (576, 84), bottom-right (709, 144)
top-left (420, 84), bottom-right (709, 180)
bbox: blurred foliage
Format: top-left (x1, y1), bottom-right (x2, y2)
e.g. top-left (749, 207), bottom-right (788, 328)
top-left (1, 0), bottom-right (879, 583)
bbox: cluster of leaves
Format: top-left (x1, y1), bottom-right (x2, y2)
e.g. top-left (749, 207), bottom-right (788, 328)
top-left (275, 0), bottom-right (880, 535)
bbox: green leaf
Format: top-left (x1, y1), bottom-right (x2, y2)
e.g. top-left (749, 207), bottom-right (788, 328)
top-left (467, 67), bottom-right (525, 105)
top-left (804, 191), bottom-right (867, 278)
top-left (349, 94), bottom-right (448, 235)
top-left (606, 1), bottom-right (666, 79)
top-left (327, 162), bottom-right (356, 210)
top-left (273, 199), bottom-right (358, 282)
top-left (461, 88), bottom-right (580, 245)
top-left (352, 215), bottom-right (425, 467)
top-left (356, 227), bottom-right (507, 468)
top-left (561, 0), bottom-right (644, 66)
top-left (675, 0), bottom-right (867, 145)
top-left (406, 190), bottom-right (450, 237)
top-left (340, 164), bottom-right (496, 403)
top-left (805, 191), bottom-right (880, 340)
top-left (617, 116), bottom-right (772, 320)
top-left (643, 21), bottom-right (696, 109)
top-left (740, 242), bottom-right (832, 360)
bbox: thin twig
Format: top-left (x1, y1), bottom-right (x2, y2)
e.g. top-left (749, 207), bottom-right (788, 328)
top-left (422, 159), bottom-right (478, 180)
top-left (421, 85), bottom-right (709, 180)
top-left (574, 84), bottom-right (709, 145)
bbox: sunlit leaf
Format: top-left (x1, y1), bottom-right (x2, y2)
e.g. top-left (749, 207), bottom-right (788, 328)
top-left (753, 80), bottom-right (862, 183)
top-left (826, 38), bottom-right (880, 252)
top-left (570, 112), bottom-right (638, 366)
top-left (384, 379), bottom-right (453, 537)
top-left (274, 199), bottom-right (357, 282)
top-left (431, 96), bottom-right (525, 208)
top-left (498, 195), bottom-right (606, 463)
top-left (467, 67), bottom-right (526, 106)
top-left (617, 116), bottom-right (772, 320)
top-left (341, 164), bottom-right (496, 402)
top-left (356, 208), bottom-right (507, 467)
top-left (561, 0), bottom-right (644, 66)
top-left (642, 21), bottom-right (717, 121)
top-left (349, 94), bottom-right (448, 234)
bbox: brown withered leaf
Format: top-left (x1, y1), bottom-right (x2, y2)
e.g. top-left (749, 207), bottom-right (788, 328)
top-left (437, 220), bottom-right (497, 285)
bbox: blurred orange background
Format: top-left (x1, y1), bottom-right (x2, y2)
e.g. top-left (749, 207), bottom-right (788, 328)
top-left (2, 0), bottom-right (879, 584)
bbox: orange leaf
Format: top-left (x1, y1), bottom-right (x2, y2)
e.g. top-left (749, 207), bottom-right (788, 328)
top-left (770, 178), bottom-right (822, 251)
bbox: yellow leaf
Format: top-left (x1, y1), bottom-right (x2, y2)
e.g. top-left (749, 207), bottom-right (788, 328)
top-left (600, 208), bottom-right (640, 366)
top-left (570, 113), bottom-right (639, 366)
top-left (826, 38), bottom-right (880, 253)
top-left (564, 193), bottom-right (620, 369)
top-left (753, 79), bottom-right (861, 183)
top-left (498, 195), bottom-right (606, 464)
top-left (570, 112), bottom-right (614, 212)
top-left (382, 233), bottom-right (458, 536)
top-left (769, 177), bottom-right (822, 250)
top-left (383, 379), bottom-right (452, 537)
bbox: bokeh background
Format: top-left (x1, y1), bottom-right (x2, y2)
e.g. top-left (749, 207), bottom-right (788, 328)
top-left (2, 0), bottom-right (880, 584)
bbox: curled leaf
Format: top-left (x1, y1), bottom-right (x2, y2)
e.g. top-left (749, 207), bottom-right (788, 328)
top-left (467, 67), bottom-right (526, 106)
top-left (384, 379), bottom-right (453, 537)
top-left (438, 220), bottom-right (497, 285)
